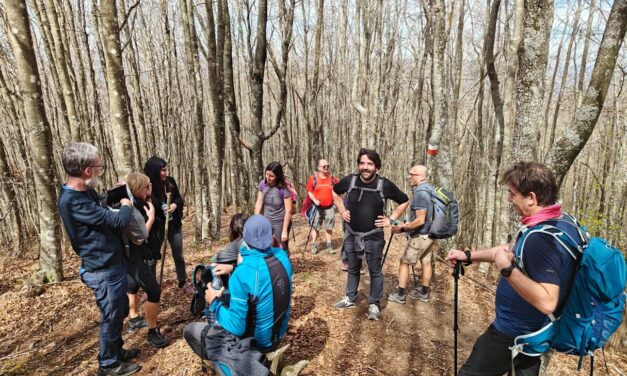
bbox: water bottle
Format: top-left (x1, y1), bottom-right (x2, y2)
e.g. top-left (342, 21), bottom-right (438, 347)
top-left (210, 267), bottom-right (223, 290)
top-left (205, 266), bottom-right (223, 326)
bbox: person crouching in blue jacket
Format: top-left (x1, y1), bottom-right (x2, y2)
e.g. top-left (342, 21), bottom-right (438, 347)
top-left (183, 215), bottom-right (293, 375)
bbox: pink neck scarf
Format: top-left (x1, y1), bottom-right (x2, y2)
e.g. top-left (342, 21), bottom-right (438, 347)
top-left (521, 203), bottom-right (562, 228)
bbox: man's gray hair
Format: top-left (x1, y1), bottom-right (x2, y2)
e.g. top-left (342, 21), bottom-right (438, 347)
top-left (62, 142), bottom-right (99, 177)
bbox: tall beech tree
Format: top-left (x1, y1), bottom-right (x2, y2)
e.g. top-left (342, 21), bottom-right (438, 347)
top-left (6, 0), bottom-right (62, 283)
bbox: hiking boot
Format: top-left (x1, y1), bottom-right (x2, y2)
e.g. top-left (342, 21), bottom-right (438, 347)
top-left (341, 261), bottom-right (349, 272)
top-left (334, 296), bottom-right (356, 309)
top-left (409, 288), bottom-right (430, 302)
top-left (98, 361), bottom-right (140, 376)
top-left (119, 347), bottom-right (140, 361)
top-left (326, 243), bottom-right (335, 254)
top-left (311, 243), bottom-right (319, 255)
top-left (367, 304), bottom-right (380, 321)
top-left (147, 327), bottom-right (169, 348)
top-left (387, 292), bottom-right (406, 304)
top-left (127, 316), bottom-right (148, 332)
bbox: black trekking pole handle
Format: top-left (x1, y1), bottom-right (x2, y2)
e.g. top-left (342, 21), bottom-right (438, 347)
top-left (452, 261), bottom-right (464, 279)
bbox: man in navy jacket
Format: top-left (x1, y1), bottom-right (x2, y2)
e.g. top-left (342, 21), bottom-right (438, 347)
top-left (57, 142), bottom-right (140, 376)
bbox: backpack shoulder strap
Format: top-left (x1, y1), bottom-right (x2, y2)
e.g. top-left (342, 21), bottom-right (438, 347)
top-left (264, 254), bottom-right (290, 349)
top-left (376, 175), bottom-right (385, 201)
top-left (346, 174), bottom-right (387, 204)
top-left (514, 223), bottom-right (582, 273)
top-left (414, 183), bottom-right (436, 220)
top-left (312, 173), bottom-right (318, 189)
top-left (261, 181), bottom-right (270, 195)
top-left (347, 174), bottom-right (358, 195)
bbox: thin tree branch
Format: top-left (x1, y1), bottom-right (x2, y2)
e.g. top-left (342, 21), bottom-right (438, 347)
top-left (118, 0), bottom-right (140, 32)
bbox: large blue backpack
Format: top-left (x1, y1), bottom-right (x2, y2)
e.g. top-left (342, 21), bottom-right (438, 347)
top-left (510, 215), bottom-right (626, 373)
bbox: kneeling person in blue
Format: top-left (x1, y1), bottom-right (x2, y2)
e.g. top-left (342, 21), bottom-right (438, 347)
top-left (184, 215), bottom-right (293, 376)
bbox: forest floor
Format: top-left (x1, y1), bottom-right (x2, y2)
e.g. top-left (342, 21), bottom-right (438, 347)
top-left (1, 210), bottom-right (626, 376)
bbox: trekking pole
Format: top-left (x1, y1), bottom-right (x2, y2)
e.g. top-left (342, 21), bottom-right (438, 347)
top-left (159, 192), bottom-right (172, 286)
top-left (452, 262), bottom-right (465, 376)
top-left (381, 232), bottom-right (395, 267)
top-left (303, 205), bottom-right (318, 252)
top-left (411, 265), bottom-right (418, 288)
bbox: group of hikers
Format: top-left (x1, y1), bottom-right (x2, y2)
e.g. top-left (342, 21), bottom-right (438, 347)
top-left (57, 141), bottom-right (624, 376)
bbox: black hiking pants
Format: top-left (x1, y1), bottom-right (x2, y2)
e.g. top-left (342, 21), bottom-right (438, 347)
top-left (458, 324), bottom-right (541, 376)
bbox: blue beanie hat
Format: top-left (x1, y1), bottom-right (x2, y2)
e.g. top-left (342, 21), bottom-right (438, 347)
top-left (243, 215), bottom-right (273, 251)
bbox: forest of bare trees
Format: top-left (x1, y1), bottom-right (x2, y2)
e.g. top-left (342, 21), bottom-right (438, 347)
top-left (0, 0), bottom-right (625, 314)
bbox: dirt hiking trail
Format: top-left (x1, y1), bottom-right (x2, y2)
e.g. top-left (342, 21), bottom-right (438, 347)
top-left (0, 212), bottom-right (625, 375)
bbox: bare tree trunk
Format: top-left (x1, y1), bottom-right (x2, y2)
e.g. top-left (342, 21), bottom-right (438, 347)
top-left (268, 0), bottom-right (296, 177)
top-left (43, 0), bottom-right (80, 141)
top-left (204, 0), bottom-right (226, 239)
top-left (503, 0), bottom-right (524, 157)
top-left (543, 29), bottom-right (566, 142)
top-left (63, 2), bottom-right (93, 142)
top-left (119, 0), bottom-right (148, 164)
top-left (512, 0), bottom-right (553, 162)
top-left (426, 0), bottom-right (453, 188)
top-left (309, 0), bottom-right (325, 162)
top-left (496, 0), bottom-right (525, 241)
top-left (450, 0), bottom-right (465, 139)
top-left (231, 0), bottom-right (281, 185)
top-left (249, 0), bottom-right (270, 178)
top-left (0, 139), bottom-right (21, 253)
top-left (482, 0), bottom-right (506, 266)
top-left (97, 0), bottom-right (134, 178)
top-left (545, 0), bottom-right (582, 154)
top-left (222, 0), bottom-right (252, 209)
top-left (546, 0), bottom-right (627, 187)
top-left (179, 0), bottom-right (208, 240)
top-left (6, 0), bottom-right (63, 283)
top-left (575, 0), bottom-right (595, 105)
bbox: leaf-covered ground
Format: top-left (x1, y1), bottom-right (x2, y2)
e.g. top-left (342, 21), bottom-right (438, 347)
top-left (1, 212), bottom-right (625, 375)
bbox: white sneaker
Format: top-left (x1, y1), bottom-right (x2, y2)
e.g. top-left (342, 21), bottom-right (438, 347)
top-left (334, 296), bottom-right (356, 309)
top-left (367, 304), bottom-right (380, 320)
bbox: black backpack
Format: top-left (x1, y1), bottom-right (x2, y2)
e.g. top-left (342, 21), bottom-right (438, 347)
top-left (190, 264), bottom-right (212, 318)
top-left (190, 265), bottom-right (229, 318)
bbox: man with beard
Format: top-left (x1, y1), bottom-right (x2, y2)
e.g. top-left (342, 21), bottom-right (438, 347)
top-left (58, 142), bottom-right (141, 376)
top-left (446, 162), bottom-right (582, 376)
top-left (332, 148), bottom-right (409, 320)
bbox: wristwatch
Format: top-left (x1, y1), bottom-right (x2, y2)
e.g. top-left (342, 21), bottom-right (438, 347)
top-left (500, 263), bottom-right (517, 278)
top-left (463, 250), bottom-right (472, 266)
